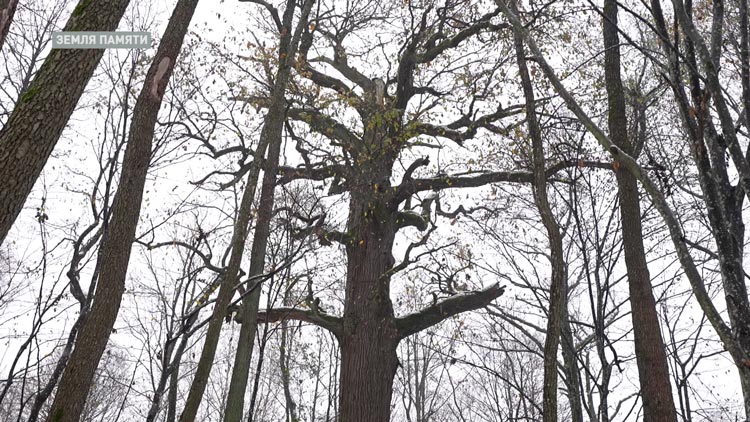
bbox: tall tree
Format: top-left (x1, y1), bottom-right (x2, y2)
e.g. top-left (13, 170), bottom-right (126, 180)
top-left (601, 0), bottom-right (677, 418)
top-left (500, 0), bottom-right (750, 417)
top-left (44, 0), bottom-right (199, 420)
top-left (0, 0), bottom-right (131, 245)
top-left (222, 1), bottom-right (314, 421)
top-left (511, 10), bottom-right (569, 420)
top-left (650, 0), bottom-right (750, 414)
top-left (176, 3), bottom-right (314, 422)
top-left (241, 4), bottom-right (596, 420)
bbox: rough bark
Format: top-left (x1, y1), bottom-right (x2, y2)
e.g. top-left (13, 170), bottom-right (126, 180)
top-left (339, 181), bottom-right (402, 422)
top-left (602, 0), bottom-right (677, 419)
top-left (44, 1), bottom-right (198, 420)
top-left (0, 0), bottom-right (130, 246)
top-left (0, 0), bottom-right (18, 50)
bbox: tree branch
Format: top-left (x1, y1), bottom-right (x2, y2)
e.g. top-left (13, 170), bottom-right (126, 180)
top-left (416, 11), bottom-right (507, 63)
top-left (394, 170), bottom-right (533, 202)
top-left (277, 164), bottom-right (345, 185)
top-left (288, 107), bottom-right (362, 147)
top-left (313, 55), bottom-right (374, 91)
top-left (396, 211), bottom-right (429, 231)
top-left (300, 63), bottom-right (359, 100)
top-left (396, 283), bottom-right (505, 338)
top-left (241, 307), bottom-right (343, 336)
top-left (239, 0), bottom-right (282, 31)
top-left (392, 159), bottom-right (610, 204)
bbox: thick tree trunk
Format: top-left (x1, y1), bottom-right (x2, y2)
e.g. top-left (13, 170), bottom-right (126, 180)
top-left (339, 191), bottom-right (400, 422)
top-left (0, 0), bottom-right (18, 50)
top-left (339, 325), bottom-right (399, 422)
top-left (0, 0), bottom-right (130, 246)
top-left (44, 1), bottom-right (198, 421)
top-left (602, 1), bottom-right (677, 419)
top-left (615, 172), bottom-right (677, 420)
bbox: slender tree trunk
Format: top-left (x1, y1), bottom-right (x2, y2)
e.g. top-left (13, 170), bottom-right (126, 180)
top-left (326, 343), bottom-right (339, 422)
top-left (178, 155), bottom-right (261, 422)
top-left (174, 25), bottom-right (308, 417)
top-left (310, 335), bottom-right (323, 421)
top-left (511, 9), bottom-right (567, 421)
top-left (601, 1), bottom-right (677, 419)
top-left (222, 129), bottom-right (279, 421)
top-left (176, 6), bottom-right (305, 414)
top-left (0, 0), bottom-right (130, 245)
top-left (145, 338), bottom-right (177, 422)
top-left (166, 348), bottom-right (181, 422)
top-left (279, 319), bottom-right (298, 422)
top-left (221, 3), bottom-right (313, 421)
top-left (146, 324), bottom-right (192, 422)
top-left (246, 318), bottom-right (270, 422)
top-left (224, 287), bottom-right (261, 421)
top-left (560, 313), bottom-right (584, 422)
top-left (0, 0), bottom-right (18, 50)
top-left (27, 307), bottom-right (88, 422)
top-left (43, 1), bottom-right (198, 420)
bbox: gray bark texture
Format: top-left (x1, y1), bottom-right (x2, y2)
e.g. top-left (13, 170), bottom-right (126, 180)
top-left (0, 0), bottom-right (130, 246)
top-left (44, 0), bottom-right (198, 420)
top-left (0, 0), bottom-right (19, 50)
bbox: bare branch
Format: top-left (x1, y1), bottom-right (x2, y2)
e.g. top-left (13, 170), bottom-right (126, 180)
top-left (239, 0), bottom-right (283, 31)
top-left (396, 283), bottom-right (505, 338)
top-left (237, 307), bottom-right (343, 336)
